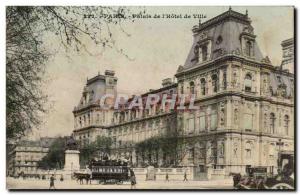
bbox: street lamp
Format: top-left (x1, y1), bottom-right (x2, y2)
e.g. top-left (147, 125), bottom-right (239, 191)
top-left (276, 139), bottom-right (284, 173)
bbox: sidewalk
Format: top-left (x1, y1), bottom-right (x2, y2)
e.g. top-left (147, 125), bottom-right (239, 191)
top-left (7, 177), bottom-right (233, 190)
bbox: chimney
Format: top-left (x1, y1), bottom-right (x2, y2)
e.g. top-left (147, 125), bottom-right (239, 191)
top-left (281, 38), bottom-right (294, 74)
top-left (162, 78), bottom-right (173, 88)
top-left (105, 70), bottom-right (115, 76)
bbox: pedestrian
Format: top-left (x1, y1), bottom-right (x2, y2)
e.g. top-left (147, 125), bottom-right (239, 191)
top-left (183, 171), bottom-right (188, 182)
top-left (130, 169), bottom-right (136, 189)
top-left (49, 174), bottom-right (56, 190)
top-left (165, 173), bottom-right (169, 182)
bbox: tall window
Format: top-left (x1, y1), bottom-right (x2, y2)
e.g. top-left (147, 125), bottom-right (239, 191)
top-left (190, 81), bottom-right (195, 94)
top-left (210, 107), bottom-right (217, 130)
top-left (223, 71), bottom-right (227, 90)
top-left (200, 78), bottom-right (206, 95)
top-left (245, 74), bottom-right (252, 92)
top-left (202, 45), bottom-right (208, 61)
top-left (188, 113), bottom-right (195, 133)
top-left (245, 41), bottom-right (252, 56)
top-left (284, 115), bottom-right (289, 135)
top-left (212, 74), bottom-right (218, 93)
top-left (199, 112), bottom-right (206, 131)
top-left (270, 113), bottom-right (276, 134)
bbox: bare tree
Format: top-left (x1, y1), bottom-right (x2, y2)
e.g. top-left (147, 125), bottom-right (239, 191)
top-left (6, 6), bottom-right (138, 140)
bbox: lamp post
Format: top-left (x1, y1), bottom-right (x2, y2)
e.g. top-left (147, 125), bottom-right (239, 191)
top-left (276, 139), bottom-right (284, 173)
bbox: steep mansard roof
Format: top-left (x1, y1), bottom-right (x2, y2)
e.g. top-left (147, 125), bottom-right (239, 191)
top-left (184, 9), bottom-right (264, 68)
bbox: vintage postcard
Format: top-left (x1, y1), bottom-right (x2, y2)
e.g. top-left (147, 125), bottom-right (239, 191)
top-left (6, 6), bottom-right (295, 190)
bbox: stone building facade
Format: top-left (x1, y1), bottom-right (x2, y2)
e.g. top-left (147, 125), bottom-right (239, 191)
top-left (73, 9), bottom-right (294, 178)
top-left (7, 137), bottom-right (55, 177)
top-left (175, 9), bottom-right (294, 176)
top-left (73, 70), bottom-right (117, 146)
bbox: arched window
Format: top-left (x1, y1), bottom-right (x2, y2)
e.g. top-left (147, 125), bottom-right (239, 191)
top-left (212, 74), bottom-right (218, 93)
top-left (270, 113), bottom-right (276, 134)
top-left (200, 78), bottom-right (206, 95)
top-left (284, 115), bottom-right (289, 135)
top-left (245, 74), bottom-right (252, 92)
top-left (190, 81), bottom-right (195, 94)
top-left (202, 45), bottom-right (208, 61)
top-left (245, 41), bottom-right (252, 56)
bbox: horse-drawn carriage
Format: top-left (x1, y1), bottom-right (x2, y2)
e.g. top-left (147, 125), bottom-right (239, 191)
top-left (234, 152), bottom-right (294, 190)
top-left (74, 159), bottom-right (131, 184)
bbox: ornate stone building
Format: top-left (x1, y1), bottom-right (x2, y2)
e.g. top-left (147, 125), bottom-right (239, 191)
top-left (175, 8), bottom-right (294, 177)
top-left (73, 9), bottom-right (294, 178)
top-left (7, 137), bottom-right (55, 177)
top-left (73, 70), bottom-right (117, 146)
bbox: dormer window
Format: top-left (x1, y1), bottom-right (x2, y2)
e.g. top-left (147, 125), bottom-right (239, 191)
top-left (201, 45), bottom-right (208, 61)
top-left (245, 41), bottom-right (252, 57)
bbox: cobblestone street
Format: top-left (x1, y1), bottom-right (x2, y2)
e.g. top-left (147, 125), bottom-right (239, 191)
top-left (7, 177), bottom-right (233, 190)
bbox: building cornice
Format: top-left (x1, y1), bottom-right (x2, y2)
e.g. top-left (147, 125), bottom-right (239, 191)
top-left (190, 91), bottom-right (294, 107)
top-left (175, 54), bottom-right (294, 79)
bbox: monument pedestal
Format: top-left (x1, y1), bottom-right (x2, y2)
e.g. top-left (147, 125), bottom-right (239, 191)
top-left (64, 150), bottom-right (80, 179)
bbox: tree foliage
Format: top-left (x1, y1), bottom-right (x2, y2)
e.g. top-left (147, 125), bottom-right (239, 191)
top-left (38, 137), bottom-right (66, 170)
top-left (80, 136), bottom-right (112, 166)
top-left (6, 6), bottom-right (136, 139)
top-left (135, 113), bottom-right (184, 167)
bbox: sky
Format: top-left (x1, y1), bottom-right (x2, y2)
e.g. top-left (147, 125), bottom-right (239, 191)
top-left (30, 6), bottom-right (294, 138)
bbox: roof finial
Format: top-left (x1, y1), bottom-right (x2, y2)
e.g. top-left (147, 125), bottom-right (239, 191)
top-left (246, 9), bottom-right (248, 16)
top-left (229, 6), bottom-right (232, 11)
